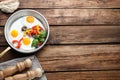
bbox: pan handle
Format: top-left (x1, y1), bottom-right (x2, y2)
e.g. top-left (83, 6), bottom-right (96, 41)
top-left (0, 47), bottom-right (11, 58)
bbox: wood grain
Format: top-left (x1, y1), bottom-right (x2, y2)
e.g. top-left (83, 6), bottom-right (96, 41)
top-left (49, 26), bottom-right (120, 44)
top-left (0, 47), bottom-right (31, 63)
top-left (46, 71), bottom-right (120, 80)
top-left (0, 9), bottom-right (120, 26)
top-left (19, 0), bottom-right (120, 8)
top-left (0, 44), bottom-right (120, 71)
top-left (0, 0), bottom-right (120, 79)
top-left (36, 45), bottom-right (120, 71)
top-left (1, 26), bottom-right (120, 46)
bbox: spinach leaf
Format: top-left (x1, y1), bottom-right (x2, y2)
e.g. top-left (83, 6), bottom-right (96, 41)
top-left (39, 31), bottom-right (46, 38)
top-left (39, 38), bottom-right (45, 42)
top-left (31, 39), bottom-right (39, 47)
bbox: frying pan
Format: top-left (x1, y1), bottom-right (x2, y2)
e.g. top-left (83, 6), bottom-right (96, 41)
top-left (0, 9), bottom-right (50, 58)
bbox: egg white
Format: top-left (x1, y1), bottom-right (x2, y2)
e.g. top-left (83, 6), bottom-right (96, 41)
top-left (8, 16), bottom-right (45, 51)
top-left (21, 36), bottom-right (35, 50)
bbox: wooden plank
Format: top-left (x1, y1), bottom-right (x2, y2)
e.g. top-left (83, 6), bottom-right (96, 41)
top-left (19, 0), bottom-right (120, 8)
top-left (0, 9), bottom-right (120, 26)
top-left (0, 27), bottom-right (7, 46)
top-left (1, 44), bottom-right (120, 71)
top-left (1, 26), bottom-right (120, 46)
top-left (49, 26), bottom-right (120, 44)
top-left (36, 45), bottom-right (120, 71)
top-left (0, 47), bottom-right (26, 63)
top-left (46, 71), bottom-right (120, 80)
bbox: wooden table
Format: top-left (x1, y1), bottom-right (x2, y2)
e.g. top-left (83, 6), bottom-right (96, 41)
top-left (0, 0), bottom-right (120, 80)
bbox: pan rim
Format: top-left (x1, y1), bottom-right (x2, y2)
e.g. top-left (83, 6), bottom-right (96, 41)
top-left (4, 9), bottom-right (50, 53)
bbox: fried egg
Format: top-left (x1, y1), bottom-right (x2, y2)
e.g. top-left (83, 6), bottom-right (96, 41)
top-left (20, 37), bottom-right (34, 50)
top-left (11, 30), bottom-right (18, 37)
top-left (23, 37), bottom-right (31, 45)
top-left (26, 16), bottom-right (34, 23)
top-left (8, 16), bottom-right (45, 50)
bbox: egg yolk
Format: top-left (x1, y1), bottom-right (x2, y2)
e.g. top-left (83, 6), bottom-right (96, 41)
top-left (26, 16), bottom-right (34, 23)
top-left (11, 30), bottom-right (18, 37)
top-left (23, 38), bottom-right (31, 45)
